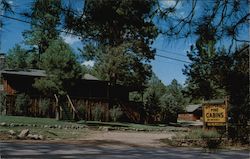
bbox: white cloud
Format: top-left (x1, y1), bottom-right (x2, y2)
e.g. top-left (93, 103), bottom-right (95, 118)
top-left (81, 60), bottom-right (95, 67)
top-left (8, 1), bottom-right (13, 5)
top-left (159, 0), bottom-right (182, 9)
top-left (61, 34), bottom-right (81, 45)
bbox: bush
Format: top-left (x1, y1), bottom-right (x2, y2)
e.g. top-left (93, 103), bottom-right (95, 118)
top-left (38, 98), bottom-right (51, 115)
top-left (109, 106), bottom-right (123, 122)
top-left (93, 105), bottom-right (104, 121)
top-left (0, 92), bottom-right (7, 114)
top-left (77, 101), bottom-right (87, 118)
top-left (189, 129), bottom-right (221, 149)
top-left (15, 93), bottom-right (30, 115)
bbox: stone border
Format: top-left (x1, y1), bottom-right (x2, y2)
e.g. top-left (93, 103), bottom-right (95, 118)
top-left (0, 122), bottom-right (87, 130)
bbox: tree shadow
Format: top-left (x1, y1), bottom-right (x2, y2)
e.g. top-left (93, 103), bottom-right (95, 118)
top-left (1, 140), bottom-right (249, 159)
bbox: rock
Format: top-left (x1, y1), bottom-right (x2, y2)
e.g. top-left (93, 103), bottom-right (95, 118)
top-left (181, 142), bottom-right (189, 147)
top-left (38, 135), bottom-right (44, 140)
top-left (18, 129), bottom-right (29, 139)
top-left (27, 134), bottom-right (40, 140)
top-left (8, 130), bottom-right (16, 135)
top-left (10, 123), bottom-right (16, 127)
top-left (102, 127), bottom-right (110, 131)
top-left (0, 122), bottom-right (7, 126)
top-left (58, 125), bottom-right (62, 129)
top-left (98, 126), bottom-right (109, 131)
top-left (44, 125), bottom-right (48, 128)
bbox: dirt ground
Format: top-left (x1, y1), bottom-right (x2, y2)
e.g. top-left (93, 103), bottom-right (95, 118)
top-left (1, 130), bottom-right (176, 148)
top-left (81, 130), bottom-right (175, 147)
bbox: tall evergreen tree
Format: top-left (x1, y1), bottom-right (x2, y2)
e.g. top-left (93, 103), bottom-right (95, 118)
top-left (183, 24), bottom-right (223, 100)
top-left (23, 0), bottom-right (61, 57)
top-left (5, 44), bottom-right (29, 69)
top-left (33, 39), bottom-right (81, 96)
top-left (64, 0), bottom-right (158, 87)
top-left (143, 73), bottom-right (166, 123)
top-left (212, 44), bottom-right (249, 141)
top-left (160, 79), bottom-right (187, 123)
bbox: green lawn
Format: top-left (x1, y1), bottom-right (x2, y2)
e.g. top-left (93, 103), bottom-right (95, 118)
top-left (0, 115), bottom-right (82, 127)
top-left (0, 115), bottom-right (88, 140)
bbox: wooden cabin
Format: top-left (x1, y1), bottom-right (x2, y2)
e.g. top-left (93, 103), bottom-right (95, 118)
top-left (178, 104), bottom-right (202, 121)
top-left (0, 69), bottom-right (143, 122)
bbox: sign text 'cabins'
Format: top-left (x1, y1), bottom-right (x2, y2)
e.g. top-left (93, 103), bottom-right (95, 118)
top-left (203, 102), bottom-right (227, 126)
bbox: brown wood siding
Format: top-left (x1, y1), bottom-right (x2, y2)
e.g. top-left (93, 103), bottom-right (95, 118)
top-left (3, 79), bottom-right (15, 95)
top-left (178, 113), bottom-right (200, 121)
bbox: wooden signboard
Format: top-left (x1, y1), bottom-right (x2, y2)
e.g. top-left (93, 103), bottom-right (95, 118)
top-left (203, 100), bottom-right (228, 127)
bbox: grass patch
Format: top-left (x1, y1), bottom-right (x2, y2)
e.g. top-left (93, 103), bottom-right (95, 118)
top-left (0, 115), bottom-right (82, 127)
top-left (169, 128), bottom-right (222, 149)
top-left (0, 115), bottom-right (89, 140)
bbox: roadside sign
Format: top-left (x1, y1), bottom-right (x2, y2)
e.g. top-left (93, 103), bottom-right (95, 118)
top-left (203, 100), bottom-right (228, 127)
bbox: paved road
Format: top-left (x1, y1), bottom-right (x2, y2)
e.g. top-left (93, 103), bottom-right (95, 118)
top-left (0, 141), bottom-right (249, 159)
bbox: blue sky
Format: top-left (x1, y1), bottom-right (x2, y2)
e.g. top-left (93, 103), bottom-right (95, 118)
top-left (0, 0), bottom-right (192, 86)
top-left (0, 0), bottom-right (248, 86)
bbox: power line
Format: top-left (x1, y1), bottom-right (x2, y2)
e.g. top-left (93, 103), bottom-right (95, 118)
top-left (0, 14), bottom-right (79, 36)
top-left (156, 48), bottom-right (187, 57)
top-left (0, 14), bottom-right (191, 64)
top-left (155, 54), bottom-right (191, 64)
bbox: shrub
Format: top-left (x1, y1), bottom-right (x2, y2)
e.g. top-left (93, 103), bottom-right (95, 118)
top-left (0, 92), bottom-right (7, 114)
top-left (109, 106), bottom-right (123, 122)
top-left (182, 128), bottom-right (221, 149)
top-left (93, 105), bottom-right (104, 121)
top-left (15, 93), bottom-right (30, 115)
top-left (38, 98), bottom-right (51, 115)
top-left (77, 101), bottom-right (87, 118)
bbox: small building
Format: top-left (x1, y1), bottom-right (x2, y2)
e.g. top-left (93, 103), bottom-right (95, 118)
top-left (0, 69), bottom-right (143, 122)
top-left (178, 104), bottom-right (202, 121)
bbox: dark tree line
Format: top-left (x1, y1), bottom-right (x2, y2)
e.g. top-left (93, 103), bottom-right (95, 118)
top-left (1, 0), bottom-right (249, 128)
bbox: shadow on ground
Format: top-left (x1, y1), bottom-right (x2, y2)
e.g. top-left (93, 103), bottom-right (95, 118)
top-left (1, 140), bottom-right (249, 159)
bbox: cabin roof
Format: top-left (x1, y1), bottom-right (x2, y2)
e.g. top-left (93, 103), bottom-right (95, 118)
top-left (0, 69), bottom-right (100, 80)
top-left (185, 104), bottom-right (202, 113)
top-left (0, 69), bottom-right (46, 77)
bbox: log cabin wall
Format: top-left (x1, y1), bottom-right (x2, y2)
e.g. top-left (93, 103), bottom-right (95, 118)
top-left (1, 70), bottom-right (143, 122)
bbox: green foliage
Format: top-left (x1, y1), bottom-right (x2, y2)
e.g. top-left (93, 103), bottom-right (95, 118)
top-left (33, 39), bottom-right (81, 96)
top-left (109, 106), bottom-right (123, 122)
top-left (0, 92), bottom-right (7, 114)
top-left (23, 0), bottom-right (61, 55)
top-left (76, 102), bottom-right (87, 118)
top-left (5, 44), bottom-right (29, 69)
top-left (15, 93), bottom-right (30, 115)
top-left (90, 44), bottom-right (153, 86)
top-left (38, 98), bottom-right (51, 114)
top-left (160, 79), bottom-right (187, 123)
top-left (157, 0), bottom-right (249, 47)
top-left (212, 44), bottom-right (249, 142)
top-left (93, 105), bottom-right (104, 121)
top-left (144, 89), bottom-right (161, 121)
top-left (65, 0), bottom-right (158, 87)
top-left (181, 129), bottom-right (220, 140)
top-left (142, 74), bottom-right (166, 122)
top-left (183, 28), bottom-right (222, 100)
